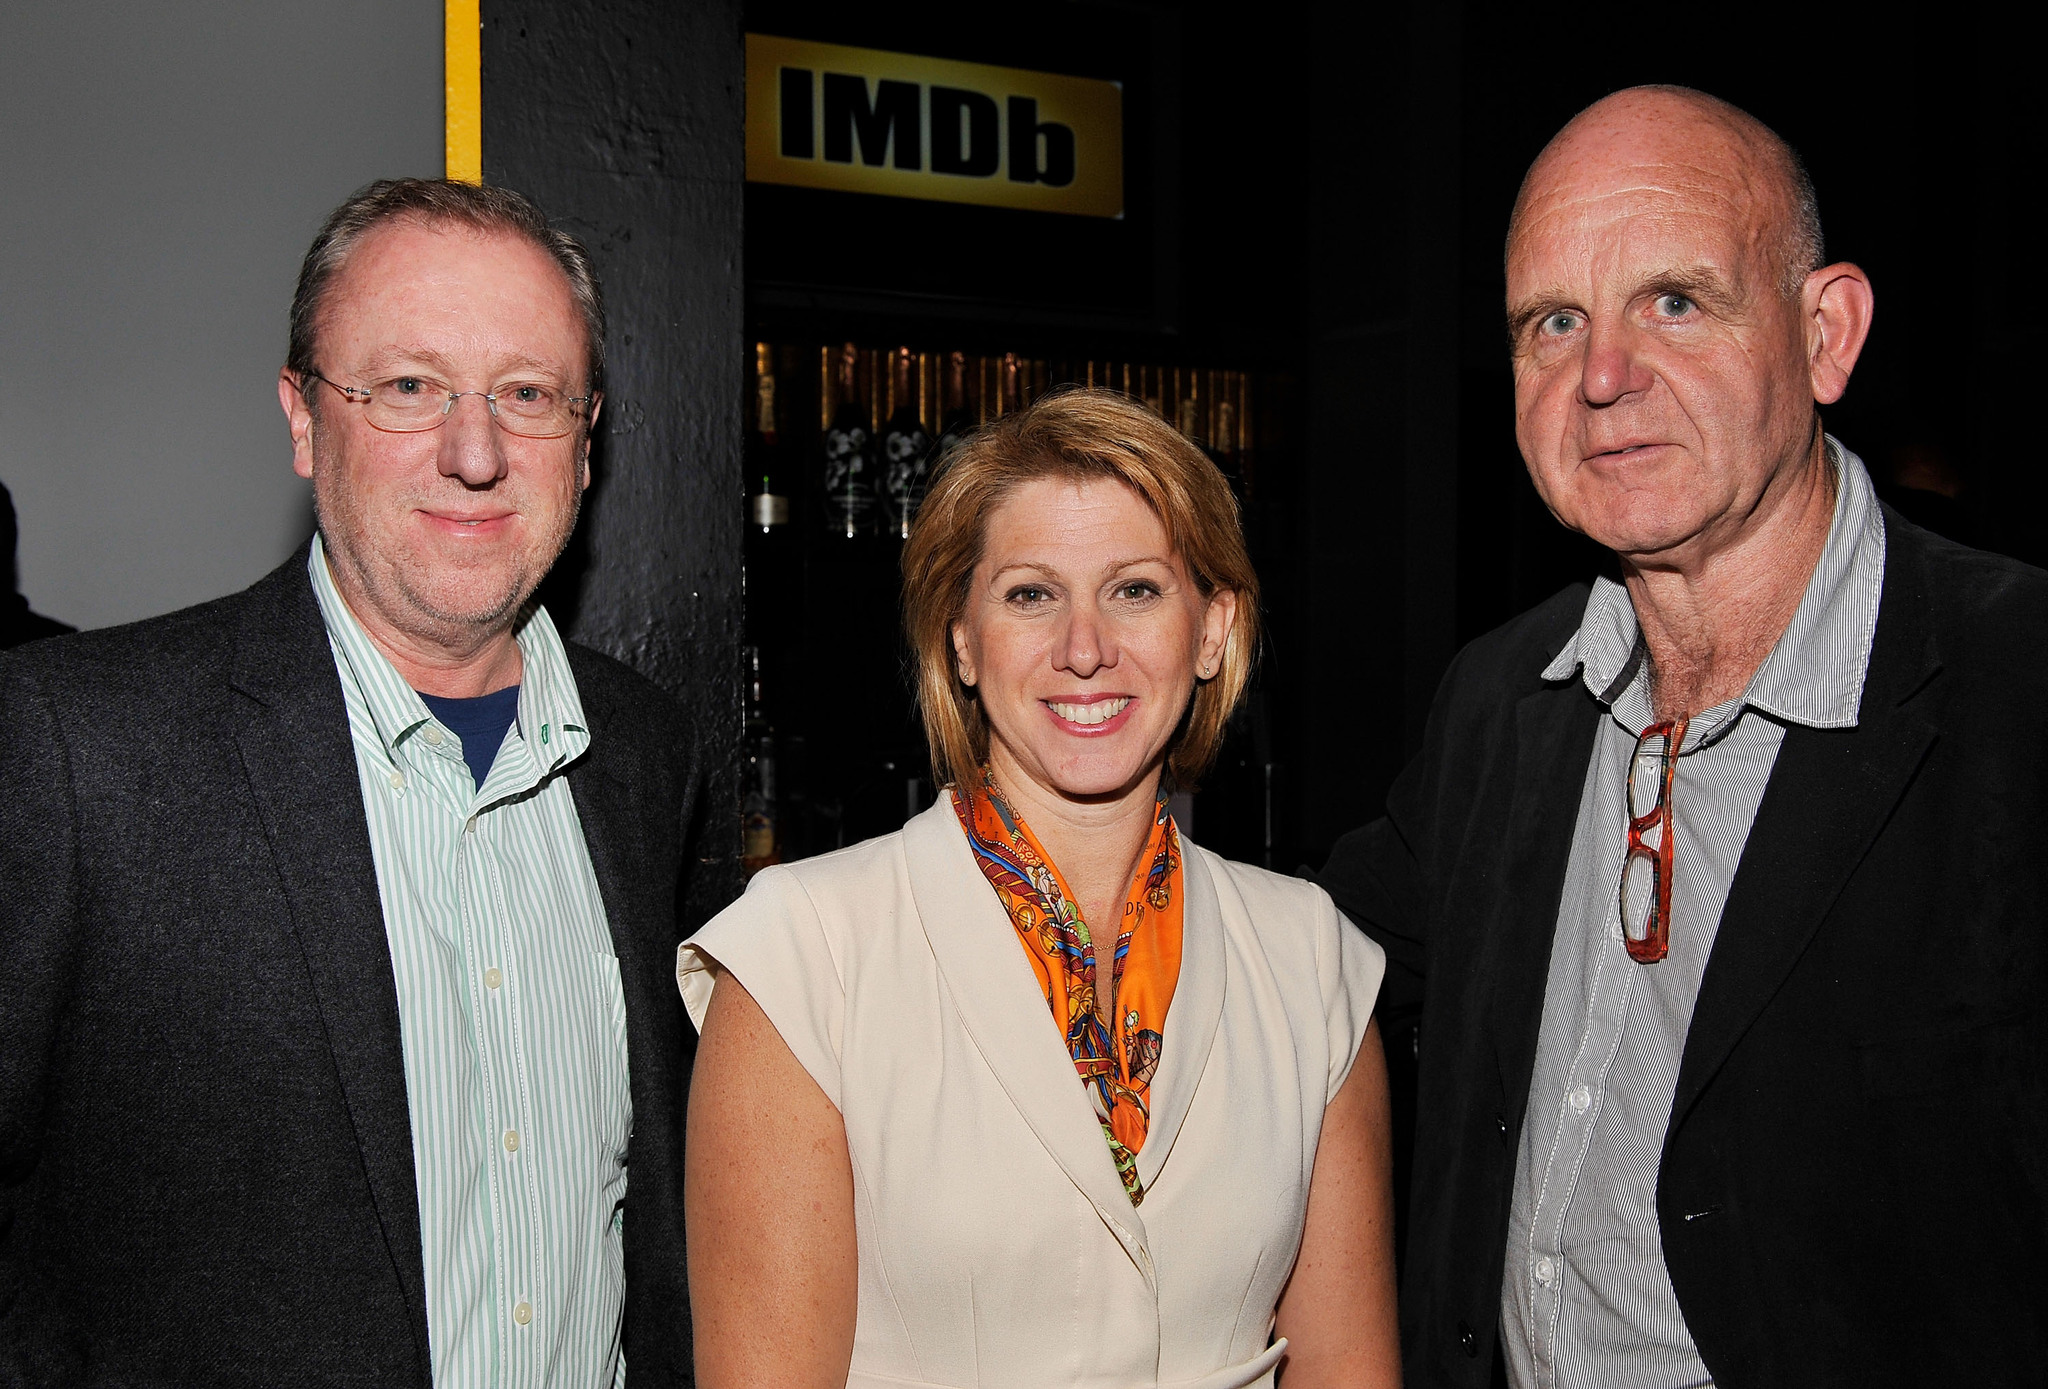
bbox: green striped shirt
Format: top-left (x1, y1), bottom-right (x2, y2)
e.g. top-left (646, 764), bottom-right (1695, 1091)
top-left (311, 537), bottom-right (631, 1388)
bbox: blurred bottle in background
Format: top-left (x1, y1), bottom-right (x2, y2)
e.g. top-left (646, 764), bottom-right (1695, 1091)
top-left (821, 342), bottom-right (876, 538)
top-left (879, 347), bottom-right (933, 540)
top-left (748, 342), bottom-right (791, 532)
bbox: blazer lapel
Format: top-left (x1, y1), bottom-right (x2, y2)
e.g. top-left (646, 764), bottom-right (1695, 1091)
top-left (1133, 840), bottom-right (1225, 1195)
top-left (901, 802), bottom-right (1148, 1248)
top-left (226, 553), bottom-right (430, 1367)
top-left (560, 678), bottom-right (662, 1093)
top-left (1670, 545), bottom-right (1941, 1136)
top-left (1488, 683), bottom-right (1603, 1124)
top-left (562, 679), bottom-right (648, 968)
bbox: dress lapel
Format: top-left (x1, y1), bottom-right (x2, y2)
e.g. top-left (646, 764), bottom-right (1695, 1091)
top-left (226, 554), bottom-right (430, 1368)
top-left (1134, 840), bottom-right (1225, 1195)
top-left (1669, 538), bottom-right (1941, 1137)
top-left (902, 801), bottom-right (1149, 1248)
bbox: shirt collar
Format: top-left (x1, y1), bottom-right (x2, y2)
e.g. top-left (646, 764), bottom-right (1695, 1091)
top-left (1539, 436), bottom-right (1888, 734)
top-left (308, 533), bottom-right (592, 784)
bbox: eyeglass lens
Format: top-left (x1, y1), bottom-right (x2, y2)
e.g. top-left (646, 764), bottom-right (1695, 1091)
top-left (345, 377), bottom-right (584, 438)
top-left (1621, 852), bottom-right (1660, 943)
top-left (1627, 730), bottom-right (1673, 820)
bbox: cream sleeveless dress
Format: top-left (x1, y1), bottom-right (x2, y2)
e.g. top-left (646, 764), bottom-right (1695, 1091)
top-left (678, 798), bottom-right (1384, 1389)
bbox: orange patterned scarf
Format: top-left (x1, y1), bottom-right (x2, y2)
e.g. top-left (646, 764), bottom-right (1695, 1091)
top-left (952, 768), bottom-right (1183, 1204)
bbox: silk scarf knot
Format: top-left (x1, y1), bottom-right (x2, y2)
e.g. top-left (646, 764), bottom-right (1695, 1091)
top-left (952, 768), bottom-right (1184, 1204)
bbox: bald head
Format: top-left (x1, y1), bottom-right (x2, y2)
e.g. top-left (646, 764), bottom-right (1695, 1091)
top-left (1509, 86), bottom-right (1821, 300)
top-left (1500, 81), bottom-right (1874, 580)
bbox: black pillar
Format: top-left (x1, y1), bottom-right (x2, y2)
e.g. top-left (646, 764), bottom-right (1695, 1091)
top-left (482, 0), bottom-right (747, 922)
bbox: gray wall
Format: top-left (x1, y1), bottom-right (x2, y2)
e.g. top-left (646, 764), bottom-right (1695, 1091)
top-left (0, 1), bottom-right (441, 631)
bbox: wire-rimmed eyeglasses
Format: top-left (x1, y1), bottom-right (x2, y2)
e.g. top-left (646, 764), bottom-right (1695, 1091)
top-left (304, 371), bottom-right (593, 439)
top-left (1620, 716), bottom-right (1688, 964)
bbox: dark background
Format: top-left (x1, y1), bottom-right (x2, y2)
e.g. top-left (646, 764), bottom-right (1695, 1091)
top-left (727, 1), bottom-right (2039, 878)
top-left (470, 0), bottom-right (2038, 960)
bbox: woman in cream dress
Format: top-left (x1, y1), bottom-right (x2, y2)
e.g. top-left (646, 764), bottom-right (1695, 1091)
top-left (680, 389), bottom-right (1399, 1388)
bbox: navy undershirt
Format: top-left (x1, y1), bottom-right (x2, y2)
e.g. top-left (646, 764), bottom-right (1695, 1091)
top-left (417, 685), bottom-right (521, 791)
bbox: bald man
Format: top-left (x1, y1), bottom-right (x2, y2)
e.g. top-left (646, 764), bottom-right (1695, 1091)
top-left (1321, 86), bottom-right (2048, 1387)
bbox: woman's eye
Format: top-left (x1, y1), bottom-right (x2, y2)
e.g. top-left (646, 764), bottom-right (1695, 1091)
top-left (1007, 586), bottom-right (1048, 605)
top-left (1653, 293), bottom-right (1695, 318)
top-left (1119, 582), bottom-right (1160, 601)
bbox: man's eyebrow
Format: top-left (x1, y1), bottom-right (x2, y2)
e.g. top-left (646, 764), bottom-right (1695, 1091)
top-left (355, 346), bottom-right (567, 380)
top-left (357, 345), bottom-right (458, 375)
top-left (1631, 266), bottom-right (1741, 313)
top-left (1506, 294), bottom-right (1571, 345)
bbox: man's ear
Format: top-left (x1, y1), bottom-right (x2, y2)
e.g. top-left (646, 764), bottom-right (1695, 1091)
top-left (280, 369), bottom-right (317, 480)
top-left (580, 394), bottom-right (603, 491)
top-left (577, 395), bottom-right (598, 491)
top-left (1803, 262), bottom-right (1875, 406)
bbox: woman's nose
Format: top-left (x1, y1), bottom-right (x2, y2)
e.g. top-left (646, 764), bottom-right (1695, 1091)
top-left (1055, 605), bottom-right (1110, 677)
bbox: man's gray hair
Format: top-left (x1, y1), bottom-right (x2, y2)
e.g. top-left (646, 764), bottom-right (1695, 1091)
top-left (286, 178), bottom-right (606, 399)
top-left (1778, 141), bottom-right (1826, 298)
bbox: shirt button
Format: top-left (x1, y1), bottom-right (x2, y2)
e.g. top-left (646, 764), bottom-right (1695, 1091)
top-left (1569, 1085), bottom-right (1592, 1114)
top-left (423, 725), bottom-right (444, 746)
top-left (503, 1130), bottom-right (520, 1153)
top-left (513, 1300), bottom-right (532, 1326)
top-left (386, 769), bottom-right (405, 791)
top-left (1535, 1256), bottom-right (1557, 1285)
top-left (464, 815), bottom-right (478, 834)
top-left (485, 967), bottom-right (503, 990)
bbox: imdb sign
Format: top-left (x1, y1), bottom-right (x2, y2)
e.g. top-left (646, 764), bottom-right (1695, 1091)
top-left (745, 35), bottom-right (1125, 219)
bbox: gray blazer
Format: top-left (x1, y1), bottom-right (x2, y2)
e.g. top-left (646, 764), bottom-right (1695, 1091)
top-left (0, 546), bottom-right (702, 1386)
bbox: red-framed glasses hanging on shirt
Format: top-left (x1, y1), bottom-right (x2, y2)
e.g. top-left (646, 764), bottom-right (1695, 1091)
top-left (1620, 716), bottom-right (1688, 964)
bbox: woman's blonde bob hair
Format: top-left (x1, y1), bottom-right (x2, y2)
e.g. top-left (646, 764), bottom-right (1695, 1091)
top-left (901, 385), bottom-right (1260, 793)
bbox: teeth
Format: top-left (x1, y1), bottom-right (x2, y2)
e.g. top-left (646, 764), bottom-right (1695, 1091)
top-left (1050, 697), bottom-right (1131, 726)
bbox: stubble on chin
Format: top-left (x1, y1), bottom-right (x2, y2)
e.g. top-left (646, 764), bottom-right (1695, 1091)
top-left (312, 477), bottom-right (581, 650)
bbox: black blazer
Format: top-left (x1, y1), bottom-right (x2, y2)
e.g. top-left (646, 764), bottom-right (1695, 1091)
top-left (0, 549), bottom-right (702, 1386)
top-left (1320, 514), bottom-right (2048, 1388)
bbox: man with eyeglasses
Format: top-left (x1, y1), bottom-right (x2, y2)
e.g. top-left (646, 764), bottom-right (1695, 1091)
top-left (1321, 88), bottom-right (2047, 1386)
top-left (0, 180), bottom-right (699, 1385)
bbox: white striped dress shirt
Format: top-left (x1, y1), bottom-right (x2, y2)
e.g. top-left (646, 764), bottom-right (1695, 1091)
top-left (310, 537), bottom-right (631, 1388)
top-left (1502, 440), bottom-right (1887, 1389)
